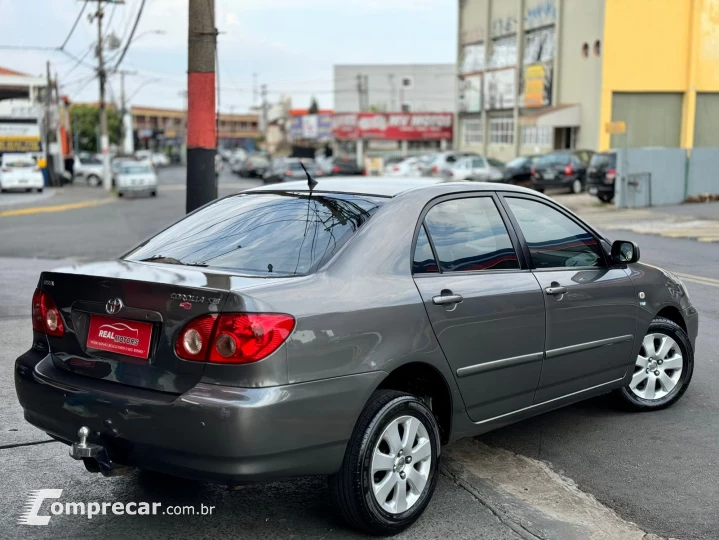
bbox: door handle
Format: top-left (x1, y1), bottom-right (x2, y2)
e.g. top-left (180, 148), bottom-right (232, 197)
top-left (432, 294), bottom-right (464, 305)
top-left (544, 285), bottom-right (568, 295)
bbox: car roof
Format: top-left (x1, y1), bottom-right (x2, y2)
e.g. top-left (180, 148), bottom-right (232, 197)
top-left (247, 176), bottom-right (536, 198)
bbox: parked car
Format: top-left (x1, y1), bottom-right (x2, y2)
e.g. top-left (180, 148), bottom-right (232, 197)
top-left (112, 160), bottom-right (158, 197)
top-left (134, 150), bottom-right (169, 168)
top-left (423, 151), bottom-right (479, 177)
top-left (263, 158), bottom-right (323, 183)
top-left (385, 156), bottom-right (425, 177)
top-left (16, 177), bottom-right (697, 536)
top-left (0, 153), bottom-right (44, 192)
top-left (496, 155), bottom-right (538, 188)
top-left (73, 155), bottom-right (104, 187)
top-left (586, 151), bottom-right (618, 203)
top-left (530, 150), bottom-right (594, 194)
top-left (448, 155), bottom-right (504, 181)
top-left (326, 156), bottom-right (364, 176)
top-left (235, 154), bottom-right (270, 178)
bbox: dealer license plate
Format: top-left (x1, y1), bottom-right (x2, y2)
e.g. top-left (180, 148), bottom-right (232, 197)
top-left (86, 314), bottom-right (153, 359)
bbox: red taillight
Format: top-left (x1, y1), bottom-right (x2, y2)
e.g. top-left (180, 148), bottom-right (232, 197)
top-left (31, 288), bottom-right (65, 337)
top-left (284, 169), bottom-right (293, 176)
top-left (530, 166), bottom-right (536, 177)
top-left (175, 313), bottom-right (295, 364)
top-left (392, 165), bottom-right (400, 171)
top-left (175, 314), bottom-right (217, 361)
top-left (332, 165), bottom-right (341, 173)
top-left (432, 165), bottom-right (439, 174)
top-left (564, 164), bottom-right (574, 176)
top-left (362, 169), bottom-right (367, 175)
top-left (209, 313), bottom-right (295, 364)
top-left (606, 168), bottom-right (616, 183)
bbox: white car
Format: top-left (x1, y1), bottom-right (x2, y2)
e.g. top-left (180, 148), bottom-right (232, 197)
top-left (446, 155), bottom-right (505, 182)
top-left (134, 150), bottom-right (168, 168)
top-left (113, 161), bottom-right (158, 197)
top-left (384, 156), bottom-right (427, 177)
top-left (0, 153), bottom-right (44, 192)
top-left (73, 155), bottom-right (105, 187)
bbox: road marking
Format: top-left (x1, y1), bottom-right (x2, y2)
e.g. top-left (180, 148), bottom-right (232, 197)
top-left (0, 198), bottom-right (115, 217)
top-left (673, 271), bottom-right (719, 288)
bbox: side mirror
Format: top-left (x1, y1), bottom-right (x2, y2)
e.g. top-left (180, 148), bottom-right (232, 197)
top-left (611, 240), bottom-right (640, 264)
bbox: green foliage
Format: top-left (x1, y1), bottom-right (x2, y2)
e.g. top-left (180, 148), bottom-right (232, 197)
top-left (308, 97), bottom-right (319, 115)
top-left (70, 104), bottom-right (122, 152)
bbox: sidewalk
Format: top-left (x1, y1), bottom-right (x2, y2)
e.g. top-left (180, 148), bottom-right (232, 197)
top-left (555, 193), bottom-right (719, 242)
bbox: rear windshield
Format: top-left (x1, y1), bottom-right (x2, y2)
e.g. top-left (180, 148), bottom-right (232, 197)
top-left (125, 193), bottom-right (384, 275)
top-left (589, 153), bottom-right (617, 168)
top-left (536, 153), bottom-right (569, 166)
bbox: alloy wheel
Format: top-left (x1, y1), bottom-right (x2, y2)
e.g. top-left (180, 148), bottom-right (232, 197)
top-left (630, 333), bottom-right (683, 400)
top-left (371, 415), bottom-right (432, 514)
top-left (572, 179), bottom-right (583, 194)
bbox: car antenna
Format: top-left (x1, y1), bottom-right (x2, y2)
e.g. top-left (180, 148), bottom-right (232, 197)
top-left (300, 161), bottom-right (318, 193)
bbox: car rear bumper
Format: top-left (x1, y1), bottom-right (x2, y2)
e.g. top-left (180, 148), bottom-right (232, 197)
top-left (1, 177), bottom-right (44, 189)
top-left (586, 182), bottom-right (615, 196)
top-left (531, 177), bottom-right (575, 189)
top-left (15, 349), bottom-right (383, 484)
top-left (117, 185), bottom-right (156, 193)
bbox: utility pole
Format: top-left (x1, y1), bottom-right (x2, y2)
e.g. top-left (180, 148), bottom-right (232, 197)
top-left (186, 0), bottom-right (217, 213)
top-left (88, 1), bottom-right (112, 190)
top-left (44, 61), bottom-right (57, 187)
top-left (260, 84), bottom-right (268, 135)
top-left (115, 69), bottom-right (136, 155)
top-left (356, 74), bottom-right (363, 111)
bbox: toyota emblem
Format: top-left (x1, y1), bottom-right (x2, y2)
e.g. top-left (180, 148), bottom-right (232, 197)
top-left (105, 298), bottom-right (123, 315)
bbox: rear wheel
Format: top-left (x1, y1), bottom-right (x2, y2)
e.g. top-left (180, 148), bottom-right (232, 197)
top-left (617, 318), bottom-right (693, 411)
top-left (570, 178), bottom-right (583, 194)
top-left (36, 187), bottom-right (44, 193)
top-left (87, 174), bottom-right (101, 187)
top-left (329, 390), bottom-right (440, 536)
top-left (598, 193), bottom-right (614, 203)
top-left (150, 190), bottom-right (157, 197)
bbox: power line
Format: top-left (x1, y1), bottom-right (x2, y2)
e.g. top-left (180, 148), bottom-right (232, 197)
top-left (62, 44), bottom-right (94, 80)
top-left (60, 2), bottom-right (88, 50)
top-left (113, 0), bottom-right (146, 71)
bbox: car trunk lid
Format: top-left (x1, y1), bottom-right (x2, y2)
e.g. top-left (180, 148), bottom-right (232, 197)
top-left (39, 260), bottom-right (268, 394)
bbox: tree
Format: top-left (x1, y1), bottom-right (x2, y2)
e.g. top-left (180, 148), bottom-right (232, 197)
top-left (308, 96), bottom-right (319, 115)
top-left (70, 104), bottom-right (122, 152)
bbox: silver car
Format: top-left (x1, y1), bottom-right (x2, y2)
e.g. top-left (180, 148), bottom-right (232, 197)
top-left (15, 178), bottom-right (697, 536)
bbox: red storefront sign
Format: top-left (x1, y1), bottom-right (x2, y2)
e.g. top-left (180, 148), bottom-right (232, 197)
top-left (332, 112), bottom-right (453, 140)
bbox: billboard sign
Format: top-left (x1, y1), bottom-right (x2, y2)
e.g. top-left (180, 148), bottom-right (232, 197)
top-left (332, 112), bottom-right (453, 140)
top-left (520, 63), bottom-right (553, 108)
top-left (289, 114), bottom-right (332, 140)
top-left (0, 122), bottom-right (42, 152)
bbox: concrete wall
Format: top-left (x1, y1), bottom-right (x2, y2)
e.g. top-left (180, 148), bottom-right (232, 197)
top-left (687, 147), bottom-right (719, 197)
top-left (334, 64), bottom-right (456, 113)
top-left (557, 0), bottom-right (605, 151)
top-left (615, 148), bottom-right (687, 208)
top-left (459, 0), bottom-right (489, 45)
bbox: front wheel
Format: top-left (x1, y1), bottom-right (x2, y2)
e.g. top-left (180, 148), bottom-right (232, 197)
top-left (87, 174), bottom-right (101, 187)
top-left (617, 317), bottom-right (694, 411)
top-left (329, 390), bottom-right (440, 536)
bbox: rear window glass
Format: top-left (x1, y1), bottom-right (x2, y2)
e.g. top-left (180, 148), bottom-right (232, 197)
top-left (536, 153), bottom-right (569, 166)
top-left (589, 153), bottom-right (617, 168)
top-left (125, 193), bottom-right (384, 275)
top-left (4, 160), bottom-right (34, 167)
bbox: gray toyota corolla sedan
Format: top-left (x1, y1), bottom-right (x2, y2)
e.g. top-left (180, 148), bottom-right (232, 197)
top-left (15, 177), bottom-right (697, 535)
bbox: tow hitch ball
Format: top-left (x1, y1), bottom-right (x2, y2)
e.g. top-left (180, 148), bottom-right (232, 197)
top-left (69, 426), bottom-right (133, 477)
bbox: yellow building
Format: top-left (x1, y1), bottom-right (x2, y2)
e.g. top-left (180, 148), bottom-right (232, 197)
top-left (456, 0), bottom-right (719, 160)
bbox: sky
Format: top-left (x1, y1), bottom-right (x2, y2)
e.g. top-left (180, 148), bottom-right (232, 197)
top-left (0, 0), bottom-right (457, 113)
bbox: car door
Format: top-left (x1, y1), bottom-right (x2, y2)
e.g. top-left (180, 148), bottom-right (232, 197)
top-left (469, 157), bottom-right (487, 179)
top-left (501, 195), bottom-right (637, 403)
top-left (412, 194), bottom-right (546, 422)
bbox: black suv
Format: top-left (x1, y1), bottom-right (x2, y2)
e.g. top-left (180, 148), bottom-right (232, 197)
top-left (586, 151), bottom-right (617, 203)
top-left (530, 149), bottom-right (594, 194)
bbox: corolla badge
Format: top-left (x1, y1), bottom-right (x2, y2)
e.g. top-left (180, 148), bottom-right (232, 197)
top-left (105, 298), bottom-right (123, 315)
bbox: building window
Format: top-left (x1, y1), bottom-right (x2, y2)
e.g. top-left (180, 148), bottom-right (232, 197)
top-left (401, 103), bottom-right (412, 113)
top-left (581, 43), bottom-right (589, 58)
top-left (524, 27), bottom-right (555, 65)
top-left (460, 42), bottom-right (485, 74)
top-left (488, 35), bottom-right (517, 69)
top-left (461, 117), bottom-right (483, 146)
top-left (521, 125), bottom-right (552, 146)
top-left (594, 40), bottom-right (601, 57)
top-left (401, 76), bottom-right (414, 89)
top-left (489, 116), bottom-right (514, 144)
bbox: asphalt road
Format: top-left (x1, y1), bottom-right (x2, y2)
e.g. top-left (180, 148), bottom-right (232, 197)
top-left (1, 167), bottom-right (717, 539)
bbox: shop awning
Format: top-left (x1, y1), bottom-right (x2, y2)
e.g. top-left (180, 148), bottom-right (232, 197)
top-left (520, 104), bottom-right (581, 128)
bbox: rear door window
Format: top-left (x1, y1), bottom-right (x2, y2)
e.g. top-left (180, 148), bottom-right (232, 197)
top-left (126, 193), bottom-right (384, 275)
top-left (421, 197), bottom-right (519, 272)
top-left (505, 197), bottom-right (605, 268)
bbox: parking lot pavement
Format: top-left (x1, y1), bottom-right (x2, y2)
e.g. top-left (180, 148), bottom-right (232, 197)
top-left (554, 192), bottom-right (719, 242)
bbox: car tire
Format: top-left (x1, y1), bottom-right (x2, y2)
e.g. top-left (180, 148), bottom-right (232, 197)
top-left (598, 193), bottom-right (614, 203)
top-left (570, 178), bottom-right (584, 194)
top-left (118, 192), bottom-right (124, 198)
top-left (150, 190), bottom-right (157, 197)
top-left (329, 390), bottom-right (440, 536)
top-left (87, 174), bottom-right (101, 187)
top-left (36, 188), bottom-right (44, 193)
top-left (617, 317), bottom-right (694, 411)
